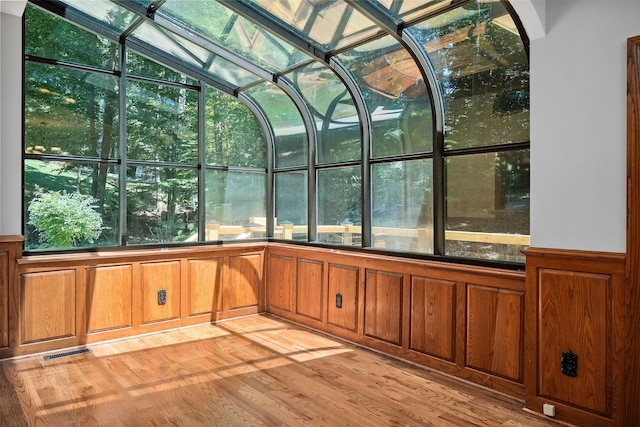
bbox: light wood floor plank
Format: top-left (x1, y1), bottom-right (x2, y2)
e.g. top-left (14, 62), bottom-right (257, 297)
top-left (0, 315), bottom-right (570, 426)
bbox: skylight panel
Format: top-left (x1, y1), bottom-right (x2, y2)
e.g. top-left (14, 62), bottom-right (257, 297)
top-left (246, 0), bottom-right (380, 51)
top-left (63, 0), bottom-right (138, 32)
top-left (160, 0), bottom-right (311, 72)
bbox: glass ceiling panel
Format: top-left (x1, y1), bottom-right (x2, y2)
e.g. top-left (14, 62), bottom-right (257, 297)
top-left (132, 20), bottom-right (261, 88)
top-left (407, 0), bottom-right (529, 150)
top-left (127, 51), bottom-right (198, 85)
top-left (246, 0), bottom-right (380, 51)
top-left (132, 21), bottom-right (210, 65)
top-left (61, 0), bottom-right (139, 33)
top-left (160, 0), bottom-right (311, 71)
top-left (207, 57), bottom-right (263, 88)
top-left (128, 0), bottom-right (154, 8)
top-left (374, 0), bottom-right (454, 23)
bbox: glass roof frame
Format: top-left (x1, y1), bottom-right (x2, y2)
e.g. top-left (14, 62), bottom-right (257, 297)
top-left (23, 0), bottom-right (531, 265)
top-left (25, 0), bottom-right (481, 117)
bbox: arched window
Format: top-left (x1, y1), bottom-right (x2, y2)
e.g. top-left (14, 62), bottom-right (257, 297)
top-left (23, 0), bottom-right (528, 265)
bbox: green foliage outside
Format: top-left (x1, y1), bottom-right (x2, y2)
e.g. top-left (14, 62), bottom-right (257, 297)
top-left (28, 189), bottom-right (103, 248)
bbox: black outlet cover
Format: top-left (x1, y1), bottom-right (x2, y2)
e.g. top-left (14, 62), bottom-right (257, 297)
top-left (336, 293), bottom-right (343, 309)
top-left (561, 350), bottom-right (577, 377)
top-left (158, 289), bottom-right (167, 305)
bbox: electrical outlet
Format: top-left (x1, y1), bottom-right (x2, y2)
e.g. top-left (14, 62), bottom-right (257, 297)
top-left (335, 293), bottom-right (343, 309)
top-left (561, 350), bottom-right (577, 377)
top-left (158, 289), bottom-right (167, 305)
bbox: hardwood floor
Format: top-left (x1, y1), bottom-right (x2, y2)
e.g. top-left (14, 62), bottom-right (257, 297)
top-left (0, 315), bottom-right (569, 426)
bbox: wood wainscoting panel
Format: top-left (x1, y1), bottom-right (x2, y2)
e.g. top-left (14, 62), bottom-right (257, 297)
top-left (296, 259), bottom-right (324, 321)
top-left (538, 269), bottom-right (609, 415)
top-left (228, 253), bottom-right (262, 311)
top-left (627, 35), bottom-right (640, 427)
top-left (7, 244), bottom-right (266, 358)
top-left (187, 258), bottom-right (223, 317)
top-left (21, 269), bottom-right (76, 343)
top-left (265, 244), bottom-right (525, 397)
top-left (86, 265), bottom-right (133, 334)
top-left (141, 261), bottom-right (181, 324)
top-left (466, 285), bottom-right (523, 382)
top-left (268, 254), bottom-right (294, 313)
top-left (1, 236), bottom-right (23, 355)
top-left (364, 270), bottom-right (403, 346)
top-left (524, 247), bottom-right (625, 426)
top-left (410, 276), bottom-right (456, 361)
top-left (327, 264), bottom-right (359, 332)
top-left (0, 251), bottom-right (7, 348)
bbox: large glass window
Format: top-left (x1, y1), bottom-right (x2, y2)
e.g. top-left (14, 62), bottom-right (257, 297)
top-left (408, 0), bottom-right (530, 261)
top-left (445, 150), bottom-right (529, 262)
top-left (338, 35), bottom-right (435, 255)
top-left (204, 88), bottom-right (267, 241)
top-left (205, 170), bottom-right (266, 241)
top-left (24, 159), bottom-right (120, 249)
top-left (317, 166), bottom-right (361, 246)
top-left (274, 172), bottom-right (308, 241)
top-left (372, 160), bottom-right (433, 252)
top-left (24, 3), bottom-right (267, 251)
top-left (24, 6), bottom-right (121, 250)
top-left (126, 166), bottom-right (198, 245)
top-left (24, 0), bottom-right (529, 265)
top-left (247, 82), bottom-right (309, 241)
top-left (127, 80), bottom-right (198, 164)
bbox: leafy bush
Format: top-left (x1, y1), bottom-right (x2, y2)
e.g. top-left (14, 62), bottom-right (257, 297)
top-left (28, 189), bottom-right (103, 248)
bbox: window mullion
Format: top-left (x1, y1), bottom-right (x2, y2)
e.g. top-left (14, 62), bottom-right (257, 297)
top-left (198, 82), bottom-right (206, 242)
top-left (119, 43), bottom-right (128, 246)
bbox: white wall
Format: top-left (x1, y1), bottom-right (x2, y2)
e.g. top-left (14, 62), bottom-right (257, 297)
top-left (529, 0), bottom-right (639, 252)
top-left (0, 1), bottom-right (636, 253)
top-left (0, 12), bottom-right (22, 235)
top-left (0, 12), bottom-right (3, 233)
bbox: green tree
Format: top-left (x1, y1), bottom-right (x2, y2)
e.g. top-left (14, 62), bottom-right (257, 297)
top-left (28, 189), bottom-right (103, 248)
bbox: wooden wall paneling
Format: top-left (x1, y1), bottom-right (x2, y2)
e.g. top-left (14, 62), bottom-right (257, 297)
top-left (364, 270), bottom-right (403, 346)
top-left (228, 253), bottom-right (262, 312)
top-left (537, 269), bottom-right (609, 416)
top-left (20, 269), bottom-right (76, 343)
top-left (357, 266), bottom-right (366, 336)
top-left (627, 35), bottom-right (640, 427)
top-left (455, 280), bottom-right (466, 370)
top-left (186, 257), bottom-right (223, 318)
top-left (524, 248), bottom-right (625, 427)
top-left (86, 265), bottom-right (133, 334)
top-left (267, 254), bottom-right (294, 312)
top-left (466, 284), bottom-right (523, 382)
top-left (402, 273), bottom-right (411, 350)
top-left (3, 245), bottom-right (265, 358)
top-left (410, 276), bottom-right (456, 361)
top-left (327, 264), bottom-right (358, 331)
top-left (140, 261), bottom-right (181, 324)
top-left (296, 259), bottom-right (324, 322)
top-left (265, 244), bottom-right (525, 396)
top-left (2, 236), bottom-right (23, 356)
top-left (0, 251), bottom-right (7, 349)
top-left (130, 262), bottom-right (143, 329)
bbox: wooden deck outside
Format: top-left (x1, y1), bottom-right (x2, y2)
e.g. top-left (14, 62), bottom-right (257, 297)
top-left (0, 315), bottom-right (568, 426)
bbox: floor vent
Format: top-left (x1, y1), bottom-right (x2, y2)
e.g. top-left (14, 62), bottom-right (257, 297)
top-left (43, 348), bottom-right (91, 361)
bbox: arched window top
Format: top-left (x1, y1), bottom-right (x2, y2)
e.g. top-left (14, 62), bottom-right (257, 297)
top-left (23, 0), bottom-right (529, 266)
